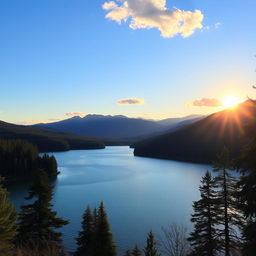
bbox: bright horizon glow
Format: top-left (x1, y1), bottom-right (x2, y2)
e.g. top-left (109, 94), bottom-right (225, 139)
top-left (221, 95), bottom-right (243, 109)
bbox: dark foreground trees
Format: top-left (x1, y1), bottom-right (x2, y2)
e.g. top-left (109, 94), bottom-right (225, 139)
top-left (16, 169), bottom-right (69, 253)
top-left (188, 171), bottom-right (221, 256)
top-left (143, 231), bottom-right (160, 256)
top-left (75, 202), bottom-right (117, 256)
top-left (236, 137), bottom-right (256, 255)
top-left (0, 178), bottom-right (17, 256)
top-left (213, 148), bottom-right (243, 255)
top-left (189, 148), bottom-right (245, 256)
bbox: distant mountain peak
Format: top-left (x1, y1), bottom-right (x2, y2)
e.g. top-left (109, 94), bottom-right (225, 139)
top-left (83, 114), bottom-right (128, 120)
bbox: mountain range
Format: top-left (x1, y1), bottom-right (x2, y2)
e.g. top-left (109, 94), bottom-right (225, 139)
top-left (35, 114), bottom-right (204, 141)
top-left (134, 100), bottom-right (256, 163)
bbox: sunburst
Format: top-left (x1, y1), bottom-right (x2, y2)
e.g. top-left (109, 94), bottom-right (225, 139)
top-left (221, 95), bottom-right (242, 109)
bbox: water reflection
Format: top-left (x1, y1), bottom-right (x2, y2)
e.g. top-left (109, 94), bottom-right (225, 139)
top-left (8, 146), bottom-right (210, 254)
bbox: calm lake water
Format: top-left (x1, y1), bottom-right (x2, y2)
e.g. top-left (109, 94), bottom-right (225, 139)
top-left (8, 146), bottom-right (211, 254)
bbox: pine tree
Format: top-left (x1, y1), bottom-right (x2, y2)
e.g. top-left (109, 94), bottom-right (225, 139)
top-left (16, 169), bottom-right (69, 251)
top-left (144, 231), bottom-right (160, 256)
top-left (236, 137), bottom-right (256, 255)
top-left (213, 148), bottom-right (243, 256)
top-left (94, 201), bottom-right (117, 256)
top-left (75, 206), bottom-right (94, 256)
top-left (132, 244), bottom-right (142, 256)
top-left (125, 249), bottom-right (132, 256)
top-left (188, 171), bottom-right (221, 256)
top-left (0, 179), bottom-right (17, 256)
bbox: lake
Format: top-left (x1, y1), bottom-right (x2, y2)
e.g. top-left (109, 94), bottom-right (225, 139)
top-left (7, 146), bottom-right (211, 254)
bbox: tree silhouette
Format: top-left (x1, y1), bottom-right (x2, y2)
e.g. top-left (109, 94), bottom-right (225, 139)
top-left (75, 206), bottom-right (94, 256)
top-left (213, 148), bottom-right (243, 256)
top-left (144, 231), bottom-right (160, 256)
top-left (16, 169), bottom-right (69, 252)
top-left (236, 137), bottom-right (256, 255)
top-left (0, 178), bottom-right (17, 256)
top-left (188, 171), bottom-right (221, 256)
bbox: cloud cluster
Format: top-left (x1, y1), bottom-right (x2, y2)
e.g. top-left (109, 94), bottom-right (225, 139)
top-left (65, 112), bottom-right (86, 117)
top-left (192, 98), bottom-right (222, 107)
top-left (117, 97), bottom-right (145, 105)
top-left (102, 0), bottom-right (204, 38)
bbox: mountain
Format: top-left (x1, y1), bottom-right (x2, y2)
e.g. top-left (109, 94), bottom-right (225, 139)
top-left (0, 120), bottom-right (105, 152)
top-left (134, 100), bottom-right (256, 163)
top-left (36, 114), bottom-right (204, 141)
top-left (157, 115), bottom-right (204, 127)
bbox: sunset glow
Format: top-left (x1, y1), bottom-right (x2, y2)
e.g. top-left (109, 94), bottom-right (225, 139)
top-left (221, 95), bottom-right (243, 109)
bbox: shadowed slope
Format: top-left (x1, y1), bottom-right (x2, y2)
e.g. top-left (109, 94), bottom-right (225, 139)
top-left (0, 121), bottom-right (105, 152)
top-left (134, 100), bottom-right (256, 163)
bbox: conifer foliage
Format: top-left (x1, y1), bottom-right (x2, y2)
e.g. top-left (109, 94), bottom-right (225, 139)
top-left (16, 169), bottom-right (69, 251)
top-left (236, 137), bottom-right (256, 255)
top-left (75, 201), bottom-right (117, 256)
top-left (75, 206), bottom-right (94, 256)
top-left (132, 244), bottom-right (142, 256)
top-left (213, 148), bottom-right (243, 256)
top-left (0, 139), bottom-right (58, 182)
top-left (188, 171), bottom-right (221, 256)
top-left (0, 179), bottom-right (18, 256)
top-left (144, 231), bottom-right (160, 256)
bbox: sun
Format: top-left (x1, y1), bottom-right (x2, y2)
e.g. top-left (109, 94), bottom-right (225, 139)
top-left (221, 95), bottom-right (242, 109)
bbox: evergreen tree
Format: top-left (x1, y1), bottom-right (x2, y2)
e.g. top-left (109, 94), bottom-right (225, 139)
top-left (188, 171), bottom-right (221, 256)
top-left (92, 207), bottom-right (98, 234)
top-left (75, 206), bottom-right (94, 256)
top-left (94, 201), bottom-right (117, 256)
top-left (213, 148), bottom-right (243, 256)
top-left (125, 249), bottom-right (132, 256)
top-left (16, 169), bottom-right (69, 251)
top-left (236, 137), bottom-right (256, 255)
top-left (0, 178), bottom-right (17, 256)
top-left (132, 244), bottom-right (142, 256)
top-left (144, 231), bottom-right (160, 256)
top-left (0, 139), bottom-right (58, 182)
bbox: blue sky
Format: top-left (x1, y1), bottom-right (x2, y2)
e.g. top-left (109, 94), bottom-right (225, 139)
top-left (0, 0), bottom-right (255, 124)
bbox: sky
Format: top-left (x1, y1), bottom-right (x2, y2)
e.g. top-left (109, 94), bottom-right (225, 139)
top-left (0, 0), bottom-right (256, 124)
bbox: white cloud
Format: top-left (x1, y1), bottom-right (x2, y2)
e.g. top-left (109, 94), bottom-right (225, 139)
top-left (65, 112), bottom-right (86, 118)
top-left (102, 0), bottom-right (204, 38)
top-left (117, 97), bottom-right (145, 105)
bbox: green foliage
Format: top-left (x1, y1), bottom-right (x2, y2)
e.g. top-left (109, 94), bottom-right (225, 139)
top-left (0, 179), bottom-right (18, 256)
top-left (188, 171), bottom-right (221, 256)
top-left (144, 231), bottom-right (160, 256)
top-left (75, 202), bottom-right (117, 256)
top-left (16, 170), bottom-right (69, 251)
top-left (0, 139), bottom-right (58, 182)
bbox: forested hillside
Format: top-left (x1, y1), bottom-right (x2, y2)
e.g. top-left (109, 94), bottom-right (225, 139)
top-left (0, 120), bottom-right (105, 152)
top-left (0, 140), bottom-right (58, 183)
top-left (134, 100), bottom-right (256, 163)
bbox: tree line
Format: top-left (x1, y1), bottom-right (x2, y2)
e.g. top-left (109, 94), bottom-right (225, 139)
top-left (0, 134), bottom-right (256, 255)
top-left (0, 139), bottom-right (58, 182)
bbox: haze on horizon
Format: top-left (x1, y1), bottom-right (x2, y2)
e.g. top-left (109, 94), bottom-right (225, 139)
top-left (0, 0), bottom-right (255, 125)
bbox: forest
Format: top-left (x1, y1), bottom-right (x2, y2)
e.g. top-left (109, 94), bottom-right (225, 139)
top-left (0, 139), bottom-right (58, 183)
top-left (0, 133), bottom-right (256, 256)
